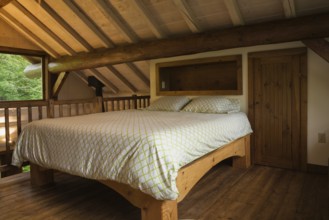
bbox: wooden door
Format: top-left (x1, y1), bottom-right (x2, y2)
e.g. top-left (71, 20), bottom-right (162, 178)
top-left (248, 48), bottom-right (307, 170)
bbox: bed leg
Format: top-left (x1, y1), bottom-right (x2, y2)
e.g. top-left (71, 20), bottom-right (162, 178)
top-left (141, 200), bottom-right (178, 220)
top-left (233, 136), bottom-right (251, 169)
top-left (30, 163), bottom-right (54, 186)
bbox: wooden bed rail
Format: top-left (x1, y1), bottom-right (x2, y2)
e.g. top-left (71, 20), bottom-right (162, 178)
top-left (30, 135), bottom-right (250, 220)
top-left (0, 95), bottom-right (150, 177)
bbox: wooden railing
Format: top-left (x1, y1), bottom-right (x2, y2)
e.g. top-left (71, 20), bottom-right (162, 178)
top-left (0, 95), bottom-right (150, 177)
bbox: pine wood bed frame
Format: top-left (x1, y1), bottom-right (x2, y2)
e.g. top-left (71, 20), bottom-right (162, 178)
top-left (30, 134), bottom-right (250, 220)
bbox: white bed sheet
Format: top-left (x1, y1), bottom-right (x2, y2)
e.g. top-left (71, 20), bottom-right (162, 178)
top-left (13, 110), bottom-right (252, 200)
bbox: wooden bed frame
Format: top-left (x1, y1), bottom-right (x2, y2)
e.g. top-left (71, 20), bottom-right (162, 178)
top-left (30, 135), bottom-right (250, 220)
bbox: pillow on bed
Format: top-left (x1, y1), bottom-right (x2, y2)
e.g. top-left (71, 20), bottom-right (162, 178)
top-left (181, 96), bottom-right (240, 113)
top-left (145, 96), bottom-right (191, 111)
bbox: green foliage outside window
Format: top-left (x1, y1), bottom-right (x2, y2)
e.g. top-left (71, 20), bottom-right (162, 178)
top-left (0, 53), bottom-right (42, 101)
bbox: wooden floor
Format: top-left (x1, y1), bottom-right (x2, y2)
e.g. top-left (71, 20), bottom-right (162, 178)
top-left (0, 164), bottom-right (328, 220)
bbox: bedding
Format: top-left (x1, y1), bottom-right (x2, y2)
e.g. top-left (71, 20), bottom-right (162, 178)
top-left (12, 110), bottom-right (252, 200)
top-left (181, 96), bottom-right (240, 113)
top-left (145, 96), bottom-right (190, 111)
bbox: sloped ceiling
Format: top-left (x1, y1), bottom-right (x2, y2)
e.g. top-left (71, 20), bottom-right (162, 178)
top-left (1, 0), bottom-right (329, 96)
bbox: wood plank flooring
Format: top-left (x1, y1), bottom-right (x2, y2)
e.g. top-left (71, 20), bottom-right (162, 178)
top-left (0, 164), bottom-right (327, 220)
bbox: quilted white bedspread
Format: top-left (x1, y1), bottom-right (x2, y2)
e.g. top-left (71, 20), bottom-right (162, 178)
top-left (12, 110), bottom-right (252, 200)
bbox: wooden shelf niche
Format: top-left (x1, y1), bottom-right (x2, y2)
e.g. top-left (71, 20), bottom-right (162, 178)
top-left (156, 55), bottom-right (242, 96)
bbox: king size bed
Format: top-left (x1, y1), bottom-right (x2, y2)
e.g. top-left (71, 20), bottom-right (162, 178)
top-left (12, 96), bottom-right (252, 220)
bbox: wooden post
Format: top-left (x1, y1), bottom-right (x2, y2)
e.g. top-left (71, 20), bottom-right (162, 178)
top-left (141, 200), bottom-right (178, 220)
top-left (30, 163), bottom-right (54, 186)
top-left (233, 135), bottom-right (251, 168)
top-left (132, 94), bottom-right (138, 109)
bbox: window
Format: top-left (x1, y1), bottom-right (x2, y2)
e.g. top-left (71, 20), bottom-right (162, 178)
top-left (0, 52), bottom-right (44, 101)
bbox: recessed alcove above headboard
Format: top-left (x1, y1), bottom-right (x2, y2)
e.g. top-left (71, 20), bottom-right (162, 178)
top-left (156, 55), bottom-right (242, 96)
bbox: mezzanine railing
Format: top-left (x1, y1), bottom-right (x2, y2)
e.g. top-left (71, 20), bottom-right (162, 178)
top-left (0, 95), bottom-right (150, 177)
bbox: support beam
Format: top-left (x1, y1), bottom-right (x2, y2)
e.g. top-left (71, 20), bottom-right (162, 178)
top-left (24, 13), bottom-right (329, 75)
top-left (172, 0), bottom-right (202, 33)
top-left (303, 38), bottom-right (329, 63)
top-left (52, 72), bottom-right (69, 99)
top-left (224, 0), bottom-right (245, 26)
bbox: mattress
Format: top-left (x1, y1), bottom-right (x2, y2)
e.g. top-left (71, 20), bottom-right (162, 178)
top-left (12, 110), bottom-right (252, 200)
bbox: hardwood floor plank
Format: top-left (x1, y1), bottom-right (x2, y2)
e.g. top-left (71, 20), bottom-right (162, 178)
top-left (0, 164), bottom-right (327, 220)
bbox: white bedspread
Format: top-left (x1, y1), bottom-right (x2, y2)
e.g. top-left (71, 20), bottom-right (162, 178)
top-left (12, 110), bottom-right (252, 200)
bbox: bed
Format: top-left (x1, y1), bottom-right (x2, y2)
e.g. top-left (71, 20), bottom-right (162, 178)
top-left (12, 96), bottom-right (252, 220)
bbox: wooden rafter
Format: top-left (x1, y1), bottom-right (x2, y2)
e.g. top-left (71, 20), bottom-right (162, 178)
top-left (24, 12), bottom-right (329, 75)
top-left (63, 0), bottom-right (114, 48)
top-left (12, 1), bottom-right (76, 56)
top-left (0, 0), bottom-right (13, 8)
top-left (94, 0), bottom-right (139, 44)
top-left (224, 0), bottom-right (245, 26)
top-left (303, 38), bottom-right (329, 63)
top-left (63, 0), bottom-right (143, 92)
top-left (126, 63), bottom-right (150, 88)
top-left (88, 69), bottom-right (119, 94)
top-left (130, 0), bottom-right (166, 39)
top-left (52, 72), bottom-right (69, 98)
top-left (39, 0), bottom-right (93, 51)
top-left (74, 71), bottom-right (89, 85)
top-left (282, 0), bottom-right (296, 18)
top-left (0, 9), bottom-right (59, 58)
top-left (105, 66), bottom-right (138, 93)
top-left (172, 0), bottom-right (202, 33)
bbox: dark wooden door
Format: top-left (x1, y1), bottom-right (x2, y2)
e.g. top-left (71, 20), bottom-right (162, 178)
top-left (248, 48), bottom-right (307, 170)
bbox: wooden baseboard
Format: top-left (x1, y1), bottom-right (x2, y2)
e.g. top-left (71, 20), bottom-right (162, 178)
top-left (307, 163), bottom-right (328, 174)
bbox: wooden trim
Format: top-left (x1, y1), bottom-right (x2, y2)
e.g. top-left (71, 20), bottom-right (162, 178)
top-left (105, 66), bottom-right (138, 93)
top-left (126, 63), bottom-right (150, 87)
top-left (307, 163), bottom-right (328, 174)
top-left (156, 55), bottom-right (242, 96)
top-left (29, 135), bottom-right (250, 220)
top-left (88, 69), bottom-right (119, 94)
top-left (23, 12), bottom-right (329, 75)
top-left (0, 46), bottom-right (45, 56)
top-left (248, 48), bottom-right (307, 170)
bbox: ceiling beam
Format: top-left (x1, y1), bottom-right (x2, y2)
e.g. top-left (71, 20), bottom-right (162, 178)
top-left (74, 71), bottom-right (89, 85)
top-left (12, 1), bottom-right (76, 56)
top-left (52, 72), bottom-right (69, 98)
top-left (63, 0), bottom-right (115, 48)
top-left (126, 63), bottom-right (150, 88)
top-left (131, 0), bottom-right (166, 39)
top-left (282, 0), bottom-right (296, 18)
top-left (94, 0), bottom-right (139, 43)
top-left (172, 0), bottom-right (202, 33)
top-left (0, 9), bottom-right (59, 58)
top-left (24, 12), bottom-right (329, 75)
top-left (88, 69), bottom-right (119, 94)
top-left (303, 38), bottom-right (329, 63)
top-left (105, 66), bottom-right (138, 93)
top-left (39, 0), bottom-right (93, 52)
top-left (0, 0), bottom-right (13, 8)
top-left (224, 0), bottom-right (245, 26)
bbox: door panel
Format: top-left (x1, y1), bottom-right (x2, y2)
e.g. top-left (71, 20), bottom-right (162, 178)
top-left (249, 49), bottom-right (306, 170)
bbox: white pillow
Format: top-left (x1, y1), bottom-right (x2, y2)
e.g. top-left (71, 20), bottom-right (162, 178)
top-left (145, 96), bottom-right (191, 111)
top-left (181, 96), bottom-right (240, 113)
